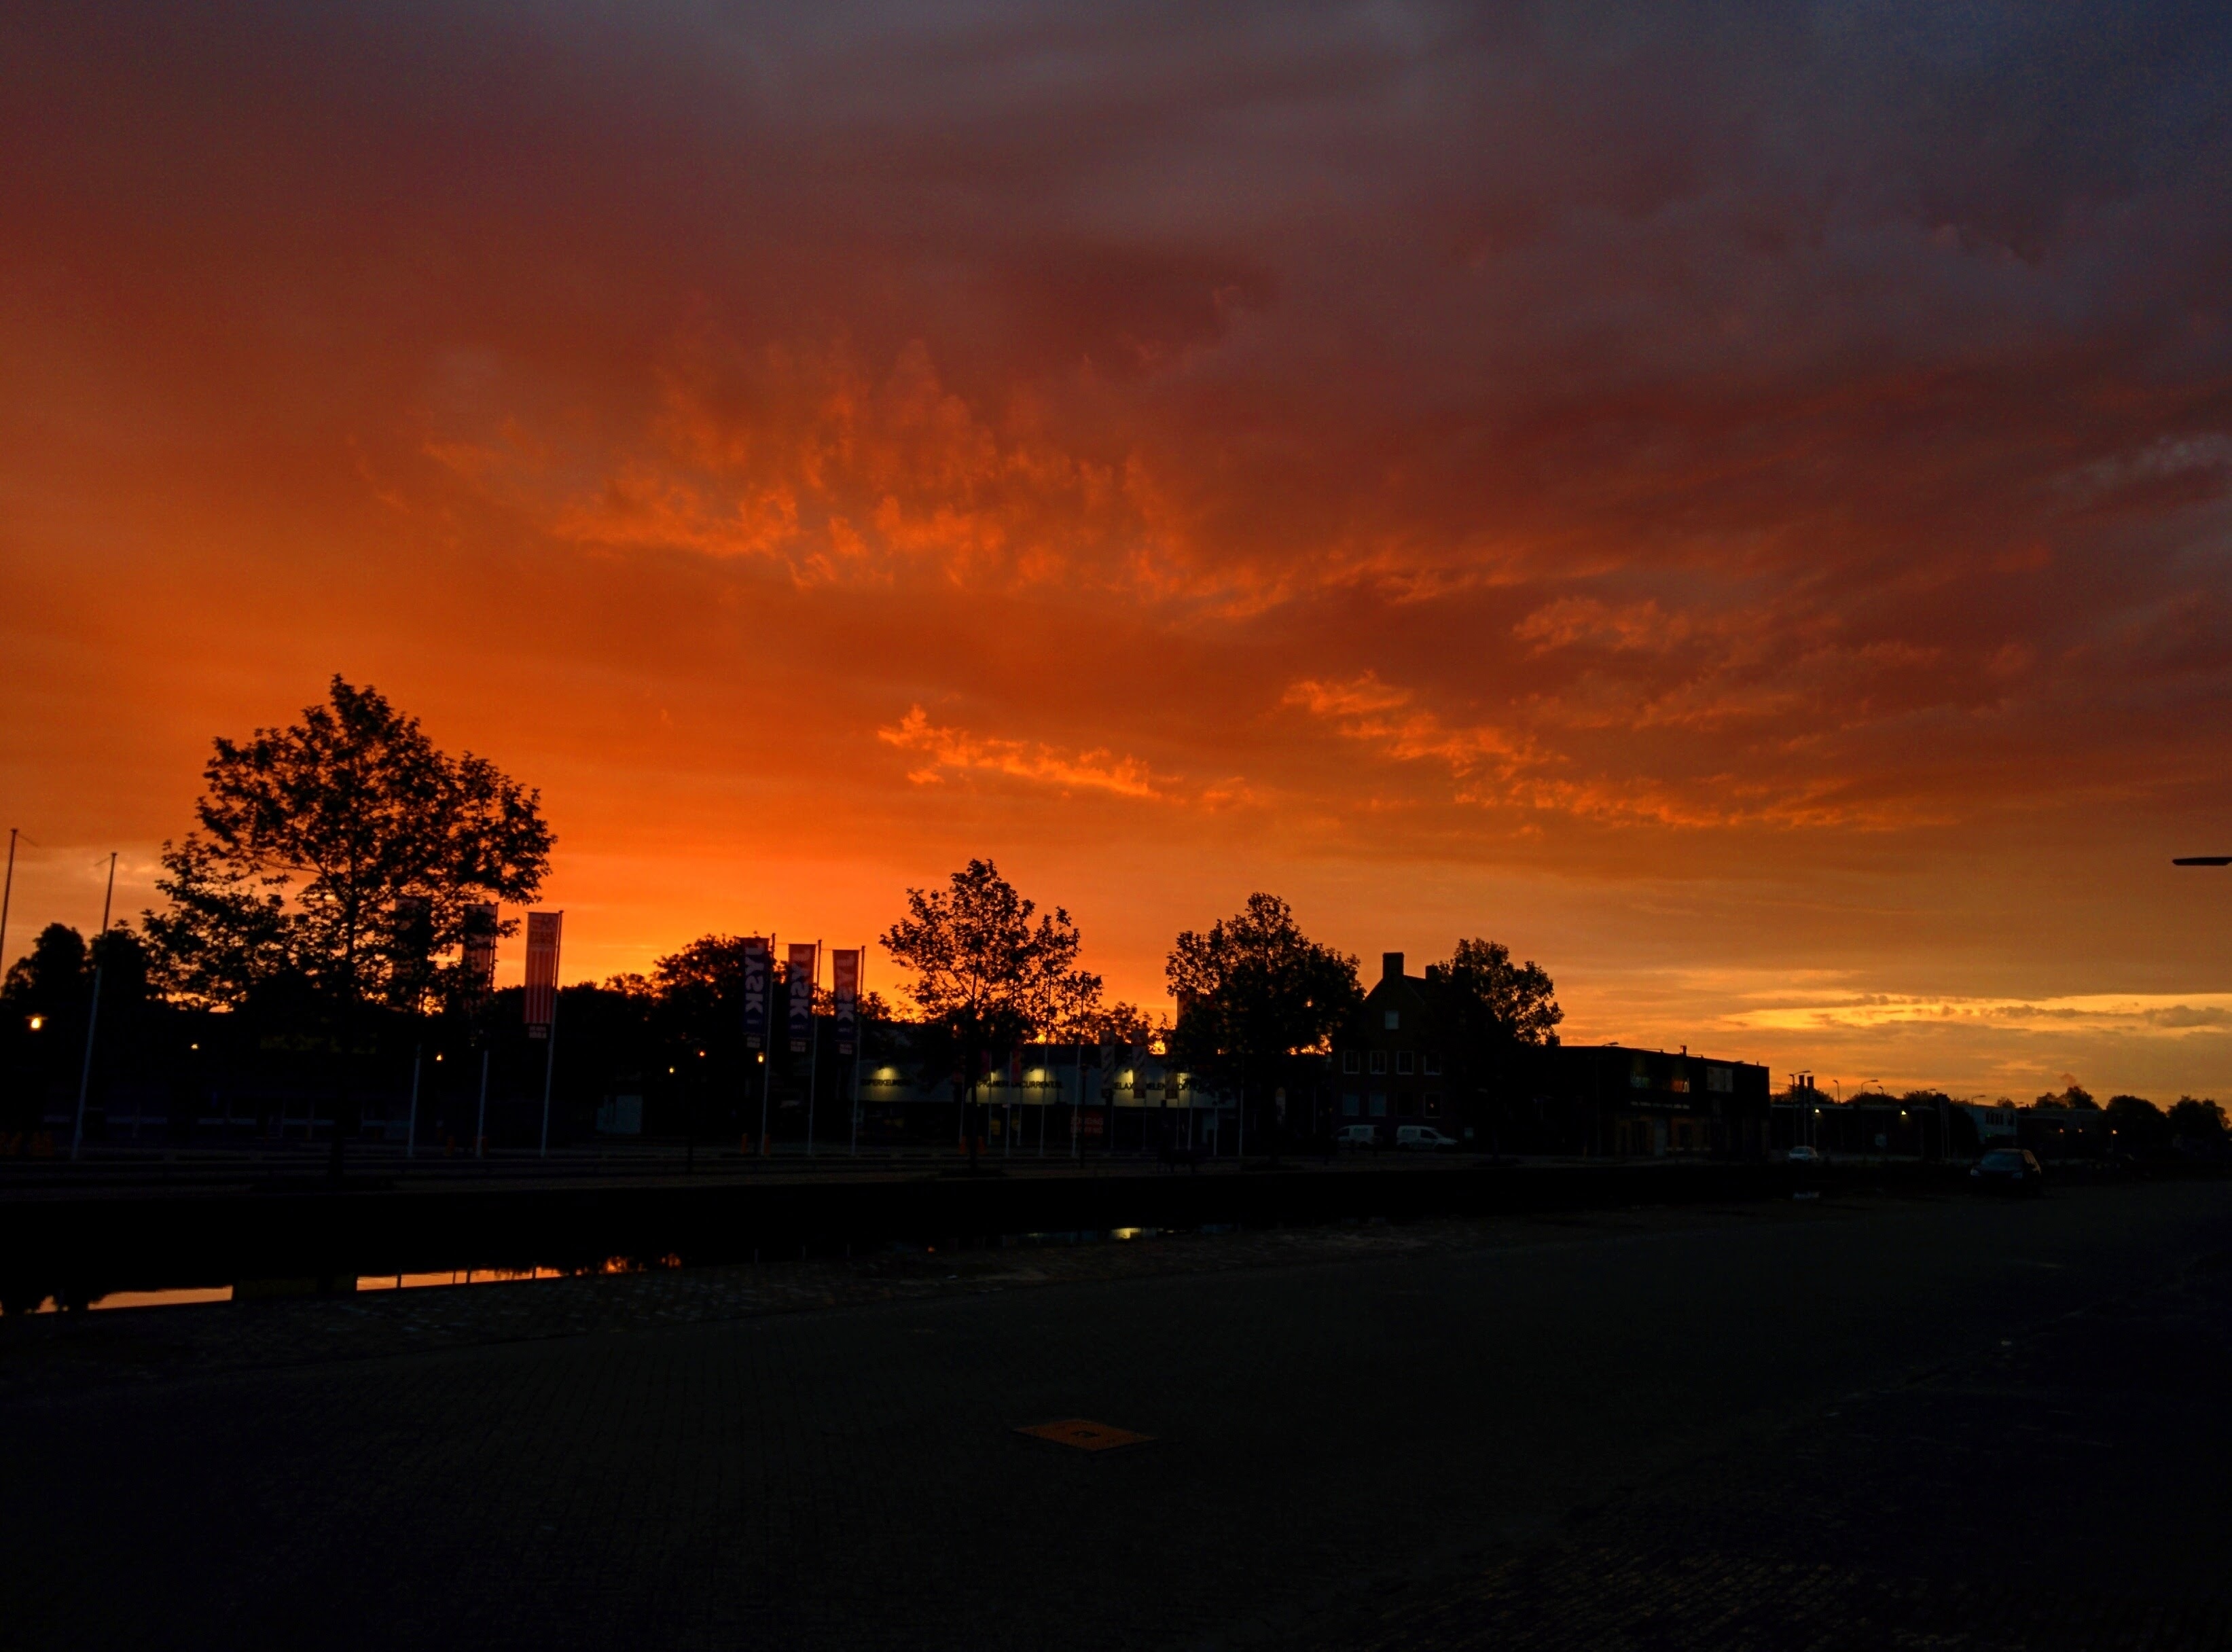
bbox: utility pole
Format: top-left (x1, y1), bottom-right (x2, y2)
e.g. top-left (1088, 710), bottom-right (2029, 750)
top-left (70, 852), bottom-right (117, 1162)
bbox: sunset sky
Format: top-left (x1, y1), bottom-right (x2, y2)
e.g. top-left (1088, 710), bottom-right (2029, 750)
top-left (5, 2), bottom-right (2231, 1101)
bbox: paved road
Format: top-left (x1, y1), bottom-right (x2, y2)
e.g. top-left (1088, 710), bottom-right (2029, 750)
top-left (4, 1181), bottom-right (2228, 1650)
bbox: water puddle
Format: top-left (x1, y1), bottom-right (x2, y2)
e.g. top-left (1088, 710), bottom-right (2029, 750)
top-left (18, 1255), bottom-right (682, 1314)
top-left (29, 1286), bottom-right (236, 1313)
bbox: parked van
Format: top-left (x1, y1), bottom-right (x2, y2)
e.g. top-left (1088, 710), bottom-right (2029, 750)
top-left (1395, 1126), bottom-right (1458, 1151)
top-left (1333, 1124), bottom-right (1380, 1149)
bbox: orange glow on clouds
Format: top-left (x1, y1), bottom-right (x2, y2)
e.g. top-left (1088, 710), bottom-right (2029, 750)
top-left (3, 3), bottom-right (2231, 1100)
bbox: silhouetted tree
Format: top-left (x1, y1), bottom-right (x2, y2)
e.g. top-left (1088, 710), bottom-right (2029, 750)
top-left (1167, 893), bottom-right (1359, 1161)
top-left (2, 924), bottom-right (89, 1022)
top-left (143, 835), bottom-right (297, 1009)
top-left (1427, 939), bottom-right (1563, 1047)
top-left (2104, 1094), bottom-right (2170, 1154)
top-left (1421, 939), bottom-right (1562, 1155)
top-left (2167, 1096), bottom-right (2227, 1147)
top-left (2034, 1083), bottom-right (2097, 1111)
top-left (652, 935), bottom-right (759, 1023)
top-left (143, 677), bottom-right (554, 1012)
top-left (881, 859), bottom-right (1086, 1169)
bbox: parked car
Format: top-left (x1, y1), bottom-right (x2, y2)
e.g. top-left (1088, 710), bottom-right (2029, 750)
top-left (1333, 1124), bottom-right (1380, 1149)
top-left (1786, 1145), bottom-right (1824, 1164)
top-left (1970, 1147), bottom-right (2045, 1195)
top-left (1395, 1126), bottom-right (1459, 1151)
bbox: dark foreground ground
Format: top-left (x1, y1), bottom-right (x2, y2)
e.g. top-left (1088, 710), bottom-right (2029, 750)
top-left (3, 1179), bottom-right (2228, 1651)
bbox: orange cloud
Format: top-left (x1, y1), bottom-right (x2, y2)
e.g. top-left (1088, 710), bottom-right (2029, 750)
top-left (878, 706), bottom-right (1165, 800)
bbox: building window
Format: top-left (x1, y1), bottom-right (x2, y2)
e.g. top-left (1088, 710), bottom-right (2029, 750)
top-left (1369, 1050), bottom-right (1387, 1075)
top-left (1423, 1052), bottom-right (1441, 1077)
top-left (1424, 1092), bottom-right (1442, 1116)
top-left (1396, 1050), bottom-right (1415, 1076)
top-left (1396, 1092), bottom-right (1416, 1117)
top-left (1369, 1094), bottom-right (1388, 1117)
top-left (1342, 1049), bottom-right (1360, 1075)
top-left (1342, 1094), bottom-right (1360, 1117)
top-left (1384, 1010), bottom-right (1401, 1030)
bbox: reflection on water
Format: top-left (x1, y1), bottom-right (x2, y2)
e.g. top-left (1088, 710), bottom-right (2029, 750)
top-left (354, 1257), bottom-right (678, 1291)
top-left (358, 1267), bottom-right (571, 1291)
top-left (16, 1254), bottom-right (682, 1314)
top-left (11, 1225), bottom-right (1234, 1315)
top-left (30, 1286), bottom-right (236, 1314)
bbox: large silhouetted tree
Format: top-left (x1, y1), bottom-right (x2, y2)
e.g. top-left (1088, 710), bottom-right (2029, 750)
top-left (881, 859), bottom-right (1088, 1168)
top-left (143, 677), bottom-right (554, 1012)
top-left (1426, 939), bottom-right (1563, 1049)
top-left (1166, 893), bottom-right (1360, 1160)
top-left (2167, 1096), bottom-right (2227, 1149)
top-left (1, 924), bottom-right (90, 1022)
top-left (2104, 1094), bottom-right (2170, 1154)
top-left (1425, 939), bottom-right (1562, 1155)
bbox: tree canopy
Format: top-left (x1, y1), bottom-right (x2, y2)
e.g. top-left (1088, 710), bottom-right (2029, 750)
top-left (2167, 1096), bottom-right (2227, 1140)
top-left (143, 677), bottom-right (553, 1011)
top-left (2, 923), bottom-right (90, 1021)
top-left (2104, 1094), bottom-right (2170, 1152)
top-left (1166, 893), bottom-right (1359, 1077)
top-left (881, 859), bottom-right (1096, 1086)
top-left (1425, 938), bottom-right (1563, 1048)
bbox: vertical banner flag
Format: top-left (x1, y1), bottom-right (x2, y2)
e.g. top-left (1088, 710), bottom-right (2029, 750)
top-left (524, 910), bottom-right (563, 1037)
top-left (831, 949), bottom-right (859, 1056)
top-left (463, 903), bottom-right (499, 1007)
top-left (786, 941), bottom-right (818, 1053)
top-left (741, 936), bottom-right (771, 1049)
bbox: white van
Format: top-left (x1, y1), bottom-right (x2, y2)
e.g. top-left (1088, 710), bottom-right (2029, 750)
top-left (1395, 1126), bottom-right (1458, 1151)
top-left (1333, 1124), bottom-right (1380, 1149)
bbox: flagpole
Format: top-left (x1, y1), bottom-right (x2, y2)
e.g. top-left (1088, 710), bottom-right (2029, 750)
top-left (849, 944), bottom-right (865, 1157)
top-left (539, 992), bottom-right (560, 1157)
top-left (70, 852), bottom-right (117, 1162)
top-left (804, 941), bottom-right (821, 1158)
top-left (759, 933), bottom-right (775, 1157)
top-left (0, 827), bottom-right (18, 980)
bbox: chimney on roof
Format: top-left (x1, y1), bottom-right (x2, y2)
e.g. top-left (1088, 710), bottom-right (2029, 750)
top-left (1382, 951), bottom-right (1404, 982)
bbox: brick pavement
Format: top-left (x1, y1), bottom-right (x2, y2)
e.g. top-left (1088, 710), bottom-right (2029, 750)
top-left (1312, 1246), bottom-right (2232, 1650)
top-left (1, 1183), bottom-right (2227, 1651)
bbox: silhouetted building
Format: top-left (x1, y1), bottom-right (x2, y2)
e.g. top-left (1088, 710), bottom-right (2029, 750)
top-left (1331, 952), bottom-right (1459, 1135)
top-left (1331, 951), bottom-right (1770, 1154)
